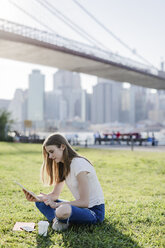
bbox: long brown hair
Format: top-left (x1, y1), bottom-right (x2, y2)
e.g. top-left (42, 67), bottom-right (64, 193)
top-left (41, 133), bottom-right (79, 185)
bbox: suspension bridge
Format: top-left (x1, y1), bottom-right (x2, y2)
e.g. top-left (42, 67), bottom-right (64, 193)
top-left (0, 0), bottom-right (165, 90)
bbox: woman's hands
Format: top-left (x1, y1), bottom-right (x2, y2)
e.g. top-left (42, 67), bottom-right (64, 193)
top-left (23, 189), bottom-right (60, 208)
top-left (40, 193), bottom-right (60, 208)
top-left (43, 198), bottom-right (59, 208)
top-left (39, 192), bottom-right (56, 201)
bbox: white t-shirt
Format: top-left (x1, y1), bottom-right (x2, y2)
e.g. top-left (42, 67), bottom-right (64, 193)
top-left (65, 157), bottom-right (104, 208)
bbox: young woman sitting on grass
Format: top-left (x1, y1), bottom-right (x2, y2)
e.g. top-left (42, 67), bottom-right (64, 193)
top-left (23, 133), bottom-right (105, 231)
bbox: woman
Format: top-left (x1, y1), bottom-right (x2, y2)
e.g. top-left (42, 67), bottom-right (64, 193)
top-left (24, 133), bottom-right (105, 231)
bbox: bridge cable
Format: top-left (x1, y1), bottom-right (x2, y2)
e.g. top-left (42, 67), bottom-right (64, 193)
top-left (35, 0), bottom-right (109, 50)
top-left (72, 0), bottom-right (158, 69)
top-left (37, 0), bottom-right (109, 50)
top-left (9, 0), bottom-right (58, 34)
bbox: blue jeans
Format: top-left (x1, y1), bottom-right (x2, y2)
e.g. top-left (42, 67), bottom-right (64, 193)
top-left (35, 200), bottom-right (105, 225)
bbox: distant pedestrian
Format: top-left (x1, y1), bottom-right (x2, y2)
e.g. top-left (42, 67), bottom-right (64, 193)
top-left (152, 133), bottom-right (155, 146)
top-left (111, 132), bottom-right (116, 145)
top-left (116, 131), bottom-right (120, 139)
top-left (94, 131), bottom-right (101, 145)
top-left (116, 131), bottom-right (121, 144)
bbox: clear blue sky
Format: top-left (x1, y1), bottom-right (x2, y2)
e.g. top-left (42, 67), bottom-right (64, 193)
top-left (0, 0), bottom-right (165, 99)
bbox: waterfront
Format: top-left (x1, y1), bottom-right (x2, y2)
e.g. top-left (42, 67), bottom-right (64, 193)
top-left (37, 130), bottom-right (165, 146)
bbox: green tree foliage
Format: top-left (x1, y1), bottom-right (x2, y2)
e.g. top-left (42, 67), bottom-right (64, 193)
top-left (0, 110), bottom-right (13, 141)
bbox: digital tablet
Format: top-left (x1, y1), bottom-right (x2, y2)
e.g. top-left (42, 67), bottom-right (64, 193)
top-left (14, 181), bottom-right (40, 201)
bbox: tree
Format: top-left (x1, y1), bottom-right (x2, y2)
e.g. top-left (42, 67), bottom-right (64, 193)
top-left (0, 110), bottom-right (13, 141)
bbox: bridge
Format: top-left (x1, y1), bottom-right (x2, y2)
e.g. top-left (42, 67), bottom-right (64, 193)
top-left (0, 18), bottom-right (165, 89)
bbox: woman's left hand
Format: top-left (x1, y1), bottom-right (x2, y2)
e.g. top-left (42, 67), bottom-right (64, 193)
top-left (43, 198), bottom-right (59, 209)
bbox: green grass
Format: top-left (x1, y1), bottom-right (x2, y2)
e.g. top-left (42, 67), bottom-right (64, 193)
top-left (0, 142), bottom-right (165, 248)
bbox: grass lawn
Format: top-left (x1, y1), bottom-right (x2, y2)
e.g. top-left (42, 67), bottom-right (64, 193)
top-left (0, 142), bottom-right (165, 248)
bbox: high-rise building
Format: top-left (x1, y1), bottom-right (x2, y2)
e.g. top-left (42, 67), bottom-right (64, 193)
top-left (8, 89), bottom-right (25, 122)
top-left (59, 99), bottom-right (67, 121)
top-left (91, 79), bottom-right (122, 124)
top-left (45, 90), bottom-right (62, 120)
top-left (158, 91), bottom-right (165, 119)
top-left (130, 86), bottom-right (136, 125)
top-left (53, 70), bottom-right (81, 91)
top-left (28, 70), bottom-right (45, 122)
top-left (147, 90), bottom-right (165, 122)
top-left (120, 85), bottom-right (136, 124)
top-left (81, 90), bottom-right (92, 122)
top-left (0, 99), bottom-right (11, 111)
top-left (119, 87), bottom-right (130, 123)
top-left (7, 88), bottom-right (27, 132)
top-left (22, 89), bottom-right (28, 122)
top-left (85, 92), bottom-right (92, 122)
top-left (134, 86), bottom-right (147, 123)
top-left (53, 70), bottom-right (82, 120)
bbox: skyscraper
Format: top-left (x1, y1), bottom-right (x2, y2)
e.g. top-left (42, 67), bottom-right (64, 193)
top-left (91, 79), bottom-right (122, 124)
top-left (0, 99), bottom-right (10, 111)
top-left (7, 88), bottom-right (27, 132)
top-left (53, 70), bottom-right (82, 120)
top-left (28, 70), bottom-right (45, 122)
top-left (8, 88), bottom-right (25, 122)
top-left (81, 90), bottom-right (91, 122)
top-left (120, 85), bottom-right (136, 124)
top-left (147, 90), bottom-right (165, 122)
top-left (134, 86), bottom-right (147, 123)
top-left (45, 90), bottom-right (62, 121)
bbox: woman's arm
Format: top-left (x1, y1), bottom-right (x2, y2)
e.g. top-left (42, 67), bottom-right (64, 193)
top-left (45, 172), bottom-right (89, 208)
top-left (42, 181), bottom-right (65, 203)
top-left (23, 181), bottom-right (65, 202)
top-left (72, 171), bottom-right (89, 207)
top-left (49, 181), bottom-right (65, 200)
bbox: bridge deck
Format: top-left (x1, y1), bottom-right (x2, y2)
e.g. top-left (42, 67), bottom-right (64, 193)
top-left (0, 19), bottom-right (165, 89)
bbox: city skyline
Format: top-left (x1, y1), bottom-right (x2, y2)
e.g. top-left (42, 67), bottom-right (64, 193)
top-left (0, 66), bottom-right (158, 103)
top-left (0, 58), bottom-right (97, 99)
top-left (2, 68), bottom-right (165, 134)
top-left (0, 0), bottom-right (165, 99)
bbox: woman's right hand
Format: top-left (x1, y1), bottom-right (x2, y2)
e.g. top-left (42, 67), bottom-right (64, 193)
top-left (23, 189), bottom-right (43, 202)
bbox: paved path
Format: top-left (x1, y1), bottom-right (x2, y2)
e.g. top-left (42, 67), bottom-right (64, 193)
top-left (82, 145), bottom-right (165, 152)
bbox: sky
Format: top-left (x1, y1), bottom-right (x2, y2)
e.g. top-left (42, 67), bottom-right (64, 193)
top-left (0, 0), bottom-right (165, 99)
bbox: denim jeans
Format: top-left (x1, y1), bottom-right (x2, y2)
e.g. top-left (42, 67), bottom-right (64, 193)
top-left (35, 200), bottom-right (105, 225)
